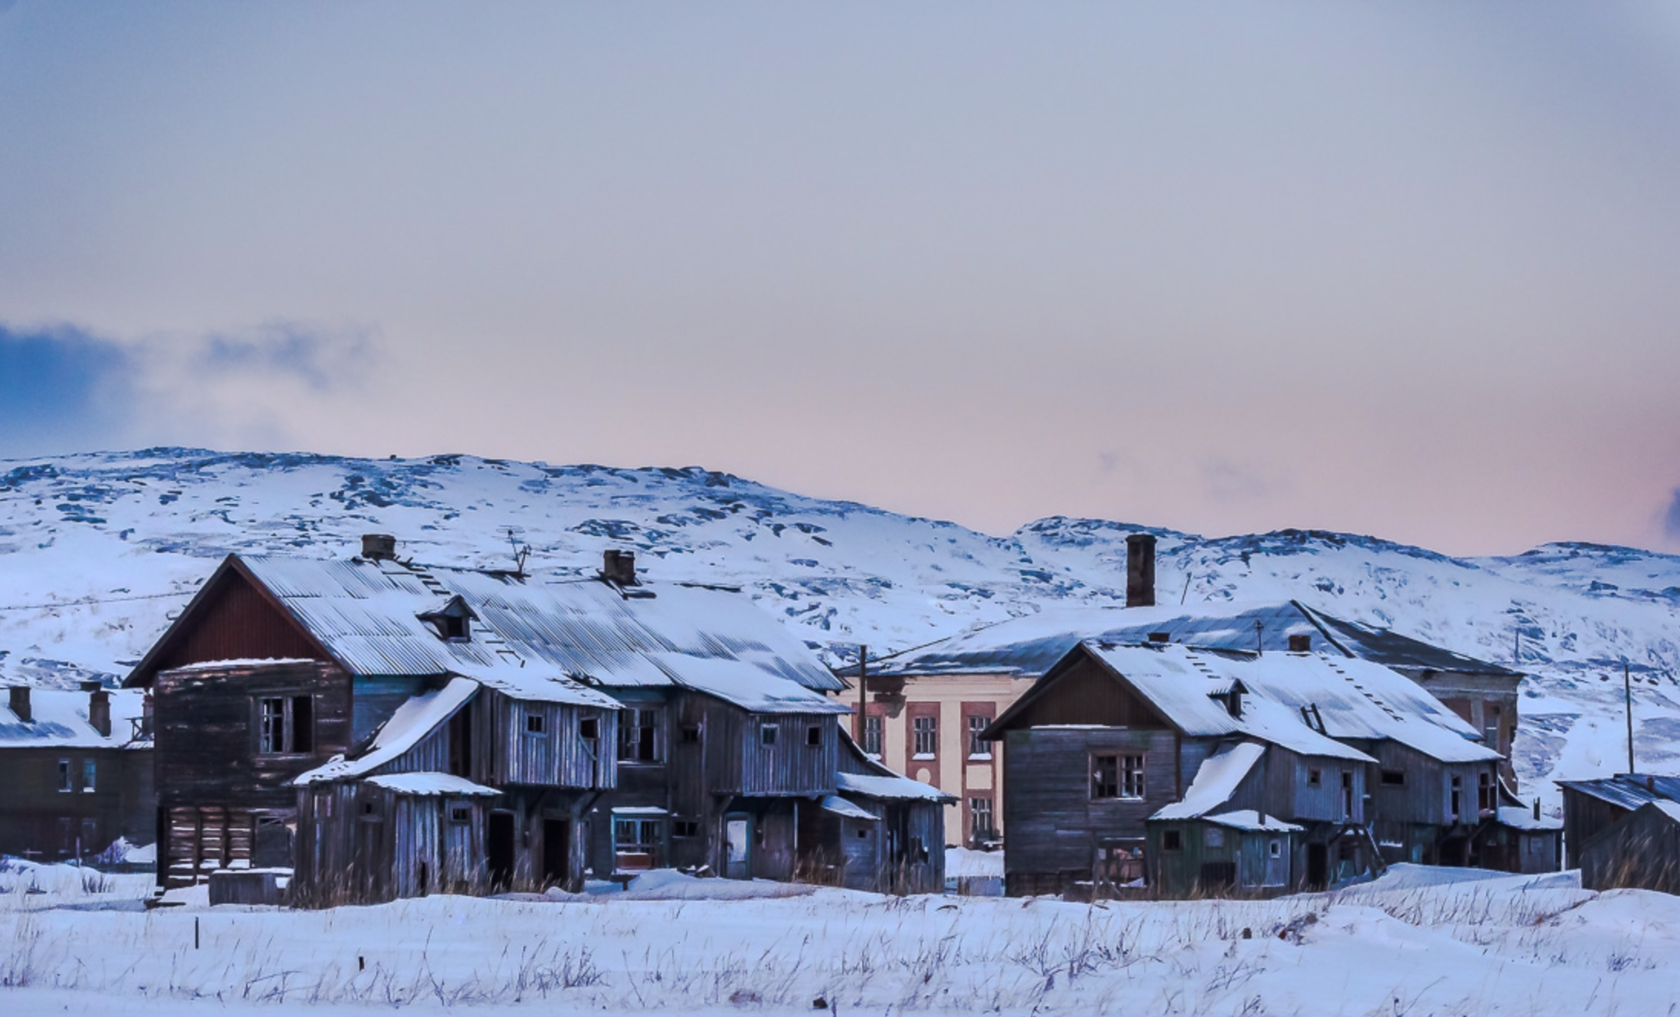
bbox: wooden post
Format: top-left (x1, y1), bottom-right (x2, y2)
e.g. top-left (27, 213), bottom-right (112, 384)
top-left (1624, 661), bottom-right (1635, 775)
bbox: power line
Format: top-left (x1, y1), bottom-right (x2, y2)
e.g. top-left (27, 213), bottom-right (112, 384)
top-left (0, 590), bottom-right (192, 612)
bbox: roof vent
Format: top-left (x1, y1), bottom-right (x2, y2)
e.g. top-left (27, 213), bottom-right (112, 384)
top-left (601, 549), bottom-right (637, 586)
top-left (1287, 633), bottom-right (1312, 653)
top-left (362, 534), bottom-right (398, 561)
top-left (8, 685), bottom-right (30, 724)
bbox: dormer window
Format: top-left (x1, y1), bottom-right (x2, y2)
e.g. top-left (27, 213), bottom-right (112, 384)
top-left (418, 596), bottom-right (475, 642)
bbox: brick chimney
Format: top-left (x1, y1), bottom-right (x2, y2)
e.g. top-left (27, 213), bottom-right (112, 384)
top-left (361, 533), bottom-right (398, 561)
top-left (8, 685), bottom-right (30, 723)
top-left (1287, 633), bottom-right (1312, 652)
top-left (601, 549), bottom-right (637, 586)
top-left (1125, 534), bottom-right (1156, 608)
top-left (87, 686), bottom-right (111, 737)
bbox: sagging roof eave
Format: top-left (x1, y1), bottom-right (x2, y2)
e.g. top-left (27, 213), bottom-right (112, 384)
top-left (123, 553), bottom-right (348, 688)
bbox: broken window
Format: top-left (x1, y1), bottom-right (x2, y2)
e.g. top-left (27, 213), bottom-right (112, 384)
top-left (1307, 768), bottom-right (1322, 787)
top-left (525, 712), bottom-right (546, 736)
top-left (613, 818), bottom-right (663, 871)
top-left (617, 707), bottom-right (661, 762)
top-left (257, 695), bottom-right (313, 755)
top-left (1477, 771), bottom-right (1495, 813)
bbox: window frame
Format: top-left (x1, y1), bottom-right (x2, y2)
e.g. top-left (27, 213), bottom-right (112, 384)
top-left (57, 758), bottom-right (72, 793)
top-left (860, 713), bottom-right (884, 758)
top-left (617, 706), bottom-right (662, 763)
top-left (254, 694), bottom-right (314, 756)
top-left (81, 757), bottom-right (97, 793)
top-left (966, 714), bottom-right (992, 759)
top-left (911, 714), bottom-right (937, 758)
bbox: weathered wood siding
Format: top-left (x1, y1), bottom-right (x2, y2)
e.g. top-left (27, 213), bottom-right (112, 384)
top-left (294, 783), bottom-right (493, 905)
top-left (1561, 787), bottom-right (1631, 870)
top-left (154, 660), bottom-right (350, 885)
top-left (1008, 655), bottom-right (1167, 729)
top-left (731, 712), bottom-right (839, 797)
top-left (485, 692), bottom-right (618, 789)
top-left (1001, 726), bottom-right (1178, 890)
top-left (1579, 807), bottom-right (1680, 894)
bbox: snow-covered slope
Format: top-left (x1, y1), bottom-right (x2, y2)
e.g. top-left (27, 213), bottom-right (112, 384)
top-left (2, 448), bottom-right (1677, 800)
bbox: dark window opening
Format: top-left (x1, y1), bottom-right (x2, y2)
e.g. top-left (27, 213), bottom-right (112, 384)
top-left (525, 712), bottom-right (546, 735)
top-left (679, 723), bottom-right (701, 745)
top-left (1163, 829), bottom-right (1183, 851)
top-left (760, 724), bottom-right (777, 746)
top-left (257, 695), bottom-right (314, 755)
top-left (1380, 770), bottom-right (1406, 787)
top-left (967, 715), bottom-right (991, 757)
top-left (449, 806), bottom-right (471, 824)
top-left (672, 820), bottom-right (699, 838)
top-left (1308, 769), bottom-right (1322, 787)
top-left (806, 725), bottom-right (822, 747)
top-left (1093, 754), bottom-right (1144, 800)
top-left (579, 717), bottom-right (600, 741)
top-left (618, 708), bottom-right (661, 762)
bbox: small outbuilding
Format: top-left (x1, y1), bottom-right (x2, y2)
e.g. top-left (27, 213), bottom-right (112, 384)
top-left (1577, 800), bottom-right (1680, 895)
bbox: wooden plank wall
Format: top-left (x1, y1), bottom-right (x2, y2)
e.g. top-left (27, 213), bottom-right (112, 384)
top-left (1001, 726), bottom-right (1177, 886)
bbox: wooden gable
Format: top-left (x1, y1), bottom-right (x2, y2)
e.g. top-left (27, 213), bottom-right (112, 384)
top-left (125, 556), bottom-right (330, 687)
top-left (994, 648), bottom-right (1172, 732)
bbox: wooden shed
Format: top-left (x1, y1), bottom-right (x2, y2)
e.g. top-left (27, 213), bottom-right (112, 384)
top-left (1577, 800), bottom-right (1680, 895)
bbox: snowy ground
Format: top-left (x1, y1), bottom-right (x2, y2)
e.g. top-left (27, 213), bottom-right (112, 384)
top-left (3, 863), bottom-right (1678, 1016)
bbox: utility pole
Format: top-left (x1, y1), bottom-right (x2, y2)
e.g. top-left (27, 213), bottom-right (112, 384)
top-left (855, 645), bottom-right (867, 743)
top-left (1624, 660), bottom-right (1636, 775)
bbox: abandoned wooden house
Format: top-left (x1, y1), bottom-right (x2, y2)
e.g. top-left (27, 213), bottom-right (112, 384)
top-left (865, 535), bottom-right (1527, 851)
top-left (1558, 773), bottom-right (1680, 871)
top-left (981, 638), bottom-right (1508, 898)
top-left (0, 683), bottom-right (154, 863)
top-left (124, 537), bottom-right (944, 904)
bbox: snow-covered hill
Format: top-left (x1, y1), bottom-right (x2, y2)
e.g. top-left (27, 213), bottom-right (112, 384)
top-left (2, 448), bottom-right (1677, 801)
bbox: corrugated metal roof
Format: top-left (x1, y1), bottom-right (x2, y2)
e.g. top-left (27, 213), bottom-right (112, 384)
top-left (873, 600), bottom-right (1516, 679)
top-left (237, 555), bottom-right (842, 706)
top-left (1557, 774), bottom-right (1680, 811)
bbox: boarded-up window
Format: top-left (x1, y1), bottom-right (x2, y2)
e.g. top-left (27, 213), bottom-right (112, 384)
top-left (1205, 826), bottom-right (1224, 848)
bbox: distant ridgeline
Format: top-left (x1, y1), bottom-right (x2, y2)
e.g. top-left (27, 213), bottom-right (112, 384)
top-left (1, 447), bottom-right (1679, 793)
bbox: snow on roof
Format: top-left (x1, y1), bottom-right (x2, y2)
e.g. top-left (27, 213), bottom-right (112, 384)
top-left (295, 677), bottom-right (477, 785)
top-left (873, 599), bottom-right (1514, 678)
top-left (836, 770), bottom-right (954, 803)
top-left (1152, 742), bottom-right (1266, 820)
top-left (820, 795), bottom-right (879, 822)
top-left (1496, 806), bottom-right (1562, 832)
top-left (224, 555), bottom-right (841, 704)
top-left (1079, 644), bottom-right (1375, 762)
top-left (611, 806), bottom-right (669, 816)
top-left (365, 772), bottom-right (499, 796)
top-left (166, 657), bottom-right (318, 671)
top-left (1202, 810), bottom-right (1302, 833)
top-left (648, 653), bottom-right (848, 714)
top-left (0, 688), bottom-right (146, 749)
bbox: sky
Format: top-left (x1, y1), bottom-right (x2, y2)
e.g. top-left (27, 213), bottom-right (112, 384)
top-left (2, 2), bottom-right (1680, 557)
